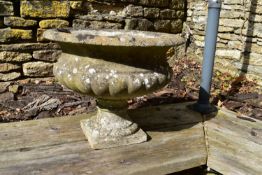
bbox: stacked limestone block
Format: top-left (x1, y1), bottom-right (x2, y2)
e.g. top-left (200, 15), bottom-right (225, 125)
top-left (187, 0), bottom-right (262, 86)
top-left (72, 0), bottom-right (185, 33)
top-left (0, 0), bottom-right (186, 82)
top-left (0, 0), bottom-right (65, 81)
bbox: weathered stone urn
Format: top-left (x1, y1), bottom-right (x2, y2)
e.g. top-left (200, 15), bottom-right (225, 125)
top-left (44, 29), bottom-right (183, 149)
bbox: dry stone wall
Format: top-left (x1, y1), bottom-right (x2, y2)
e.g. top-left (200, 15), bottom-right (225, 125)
top-left (0, 0), bottom-right (186, 81)
top-left (187, 0), bottom-right (262, 86)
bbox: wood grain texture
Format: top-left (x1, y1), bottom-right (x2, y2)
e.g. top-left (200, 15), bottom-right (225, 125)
top-left (205, 108), bottom-right (262, 175)
top-left (0, 102), bottom-right (207, 175)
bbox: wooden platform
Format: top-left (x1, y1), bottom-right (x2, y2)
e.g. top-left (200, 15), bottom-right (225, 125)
top-left (0, 103), bottom-right (207, 175)
top-left (1, 102), bottom-right (261, 175)
top-left (205, 108), bottom-right (262, 175)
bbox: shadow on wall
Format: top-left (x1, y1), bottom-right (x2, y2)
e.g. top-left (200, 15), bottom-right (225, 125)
top-left (241, 0), bottom-right (257, 75)
top-left (229, 0), bottom-right (258, 92)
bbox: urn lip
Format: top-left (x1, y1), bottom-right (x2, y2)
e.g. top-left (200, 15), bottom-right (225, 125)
top-left (43, 28), bottom-right (184, 47)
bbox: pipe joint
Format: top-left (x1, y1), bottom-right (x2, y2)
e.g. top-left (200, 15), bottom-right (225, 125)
top-left (208, 0), bottom-right (222, 9)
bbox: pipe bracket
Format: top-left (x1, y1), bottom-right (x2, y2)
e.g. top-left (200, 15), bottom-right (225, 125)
top-left (208, 0), bottom-right (222, 9)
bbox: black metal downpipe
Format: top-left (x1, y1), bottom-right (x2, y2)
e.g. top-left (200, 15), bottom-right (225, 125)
top-left (192, 0), bottom-right (222, 114)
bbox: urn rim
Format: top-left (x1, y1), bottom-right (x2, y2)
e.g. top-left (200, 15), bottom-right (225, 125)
top-left (43, 28), bottom-right (184, 47)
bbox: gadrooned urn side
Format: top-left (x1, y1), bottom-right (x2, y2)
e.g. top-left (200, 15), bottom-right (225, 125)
top-left (53, 43), bottom-right (173, 100)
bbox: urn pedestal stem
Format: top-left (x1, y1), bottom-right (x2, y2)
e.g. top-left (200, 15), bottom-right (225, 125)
top-left (81, 99), bottom-right (147, 149)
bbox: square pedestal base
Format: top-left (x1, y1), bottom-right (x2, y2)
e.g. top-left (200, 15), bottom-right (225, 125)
top-left (80, 117), bottom-right (148, 149)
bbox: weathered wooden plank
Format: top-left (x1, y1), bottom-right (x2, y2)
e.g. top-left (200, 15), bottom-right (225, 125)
top-left (206, 108), bottom-right (262, 175)
top-left (0, 102), bottom-right (207, 175)
top-left (130, 102), bottom-right (204, 130)
top-left (0, 114), bottom-right (91, 152)
top-left (0, 125), bottom-right (205, 175)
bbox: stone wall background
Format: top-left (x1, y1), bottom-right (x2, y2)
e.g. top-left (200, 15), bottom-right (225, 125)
top-left (187, 0), bottom-right (262, 86)
top-left (1, 0), bottom-right (261, 89)
top-left (0, 0), bottom-right (185, 81)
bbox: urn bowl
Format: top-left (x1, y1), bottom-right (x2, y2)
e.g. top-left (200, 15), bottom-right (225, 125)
top-left (44, 29), bottom-right (184, 149)
top-left (44, 29), bottom-right (184, 100)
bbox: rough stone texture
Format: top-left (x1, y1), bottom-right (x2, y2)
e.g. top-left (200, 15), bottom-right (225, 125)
top-left (44, 29), bottom-right (184, 47)
top-left (187, 0), bottom-right (262, 86)
top-left (125, 5), bottom-right (144, 17)
top-left (219, 19), bottom-right (243, 28)
top-left (170, 0), bottom-right (185, 10)
top-left (0, 43), bottom-right (60, 51)
top-left (0, 1), bottom-right (14, 16)
top-left (0, 28), bottom-right (32, 43)
top-left (125, 18), bottom-right (154, 31)
top-left (176, 11), bottom-right (185, 19)
top-left (0, 72), bottom-right (21, 81)
top-left (73, 20), bottom-right (123, 30)
top-left (81, 107), bottom-right (147, 149)
top-left (23, 62), bottom-right (53, 77)
top-left (103, 15), bottom-right (125, 23)
top-left (37, 28), bottom-right (47, 42)
top-left (139, 0), bottom-right (169, 7)
top-left (0, 82), bottom-right (10, 92)
top-left (70, 1), bottom-right (83, 10)
top-left (20, 0), bottom-right (70, 18)
top-left (160, 9), bottom-right (177, 19)
top-left (78, 13), bottom-right (125, 23)
top-left (154, 20), bottom-right (171, 33)
top-left (144, 8), bottom-right (160, 18)
top-left (0, 51), bottom-right (32, 62)
top-left (4, 17), bottom-right (37, 27)
top-left (170, 19), bottom-right (183, 33)
top-left (77, 14), bottom-right (103, 21)
top-left (39, 19), bottom-right (69, 29)
top-left (0, 63), bottom-right (20, 73)
top-left (124, 19), bottom-right (137, 30)
top-left (33, 50), bottom-right (62, 62)
top-left (216, 50), bottom-right (242, 60)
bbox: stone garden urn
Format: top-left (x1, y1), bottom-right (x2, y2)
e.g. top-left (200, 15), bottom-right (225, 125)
top-left (44, 29), bottom-right (183, 149)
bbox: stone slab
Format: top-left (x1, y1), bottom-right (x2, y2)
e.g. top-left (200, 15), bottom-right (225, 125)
top-left (0, 1), bottom-right (14, 16)
top-left (4, 17), bottom-right (37, 27)
top-left (73, 19), bottom-right (123, 30)
top-left (0, 63), bottom-right (20, 73)
top-left (0, 72), bottom-right (20, 81)
top-left (33, 50), bottom-right (61, 62)
top-left (20, 0), bottom-right (70, 18)
top-left (0, 43), bottom-right (60, 51)
top-left (39, 19), bottom-right (69, 29)
top-left (22, 61), bottom-right (53, 77)
top-left (139, 0), bottom-right (169, 8)
top-left (0, 51), bottom-right (32, 62)
top-left (0, 28), bottom-right (32, 43)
